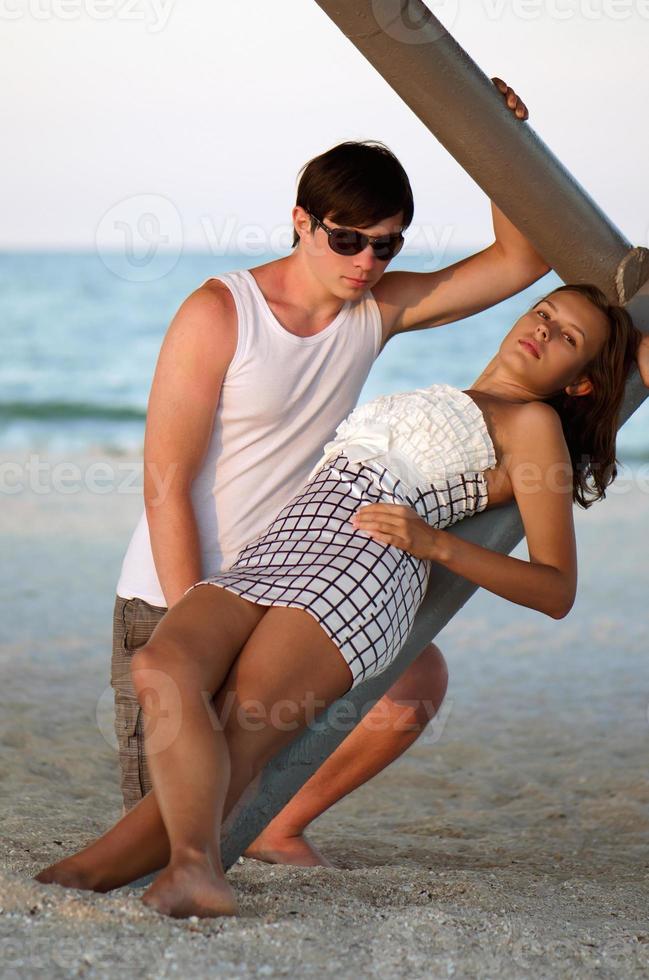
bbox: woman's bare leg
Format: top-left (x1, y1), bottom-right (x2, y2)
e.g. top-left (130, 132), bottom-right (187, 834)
top-left (131, 587), bottom-right (262, 918)
top-left (140, 605), bottom-right (352, 918)
top-left (36, 594), bottom-right (352, 917)
top-left (34, 585), bottom-right (265, 899)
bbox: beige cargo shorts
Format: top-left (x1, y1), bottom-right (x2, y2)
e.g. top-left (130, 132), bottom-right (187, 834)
top-left (110, 595), bottom-right (167, 812)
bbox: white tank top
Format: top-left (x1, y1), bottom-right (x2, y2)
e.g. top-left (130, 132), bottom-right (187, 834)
top-left (116, 268), bottom-right (383, 606)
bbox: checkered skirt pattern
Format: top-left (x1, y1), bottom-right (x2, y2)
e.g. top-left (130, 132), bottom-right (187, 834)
top-left (195, 454), bottom-right (488, 687)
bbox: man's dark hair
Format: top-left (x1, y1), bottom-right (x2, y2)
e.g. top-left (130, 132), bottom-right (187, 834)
top-left (292, 140), bottom-right (414, 247)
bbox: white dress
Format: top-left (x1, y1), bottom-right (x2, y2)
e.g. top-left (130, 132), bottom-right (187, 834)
top-left (193, 385), bottom-right (496, 688)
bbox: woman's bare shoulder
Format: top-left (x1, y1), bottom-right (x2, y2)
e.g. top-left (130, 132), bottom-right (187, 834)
top-left (504, 400), bottom-right (569, 460)
top-left (473, 393), bottom-right (564, 457)
top-left (508, 399), bottom-right (563, 431)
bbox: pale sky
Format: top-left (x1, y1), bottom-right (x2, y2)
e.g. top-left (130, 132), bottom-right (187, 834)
top-left (3, 0), bottom-right (648, 252)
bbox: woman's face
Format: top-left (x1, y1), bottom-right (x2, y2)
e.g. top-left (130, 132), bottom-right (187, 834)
top-left (499, 290), bottom-right (610, 397)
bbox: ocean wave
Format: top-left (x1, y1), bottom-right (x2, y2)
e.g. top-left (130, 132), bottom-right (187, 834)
top-left (0, 400), bottom-right (146, 422)
top-left (0, 400), bottom-right (647, 462)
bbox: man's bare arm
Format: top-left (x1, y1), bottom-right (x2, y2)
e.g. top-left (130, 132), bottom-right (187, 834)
top-left (144, 284), bottom-right (237, 607)
top-left (374, 202), bottom-right (550, 343)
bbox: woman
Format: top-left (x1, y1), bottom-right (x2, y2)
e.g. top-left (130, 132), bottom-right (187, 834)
top-left (36, 284), bottom-right (646, 919)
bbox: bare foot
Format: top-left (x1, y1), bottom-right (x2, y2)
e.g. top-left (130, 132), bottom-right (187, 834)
top-left (34, 857), bottom-right (98, 892)
top-left (141, 852), bottom-right (239, 919)
top-left (244, 832), bottom-right (334, 868)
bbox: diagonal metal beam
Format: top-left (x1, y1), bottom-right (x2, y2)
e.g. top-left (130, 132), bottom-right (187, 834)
top-left (311, 0), bottom-right (649, 303)
top-left (218, 2), bottom-right (648, 871)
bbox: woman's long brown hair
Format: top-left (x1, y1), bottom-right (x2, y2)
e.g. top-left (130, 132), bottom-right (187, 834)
top-left (544, 284), bottom-right (641, 508)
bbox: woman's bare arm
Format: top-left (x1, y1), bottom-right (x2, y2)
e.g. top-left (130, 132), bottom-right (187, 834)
top-left (352, 403), bottom-right (577, 619)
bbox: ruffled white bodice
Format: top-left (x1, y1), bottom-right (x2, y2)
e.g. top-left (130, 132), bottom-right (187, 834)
top-left (309, 384), bottom-right (496, 491)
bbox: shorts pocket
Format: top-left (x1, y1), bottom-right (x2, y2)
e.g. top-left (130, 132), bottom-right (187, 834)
top-left (114, 693), bottom-right (151, 810)
top-left (112, 597), bottom-right (163, 809)
top-left (124, 597), bottom-right (167, 652)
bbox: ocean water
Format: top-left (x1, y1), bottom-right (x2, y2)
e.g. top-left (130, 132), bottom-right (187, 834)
top-left (1, 251), bottom-right (647, 459)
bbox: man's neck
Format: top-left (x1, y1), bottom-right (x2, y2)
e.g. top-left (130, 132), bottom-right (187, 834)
top-left (249, 253), bottom-right (348, 337)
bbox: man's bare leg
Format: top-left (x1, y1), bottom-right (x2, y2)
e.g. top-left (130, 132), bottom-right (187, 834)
top-left (244, 643), bottom-right (448, 867)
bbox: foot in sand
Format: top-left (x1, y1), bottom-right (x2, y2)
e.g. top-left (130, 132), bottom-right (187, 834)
top-left (244, 831), bottom-right (334, 868)
top-left (141, 851), bottom-right (239, 919)
top-left (34, 857), bottom-right (99, 892)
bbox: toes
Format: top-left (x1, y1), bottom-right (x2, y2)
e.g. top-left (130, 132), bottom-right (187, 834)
top-left (34, 865), bottom-right (83, 889)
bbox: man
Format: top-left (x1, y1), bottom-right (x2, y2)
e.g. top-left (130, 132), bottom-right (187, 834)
top-left (112, 80), bottom-right (548, 867)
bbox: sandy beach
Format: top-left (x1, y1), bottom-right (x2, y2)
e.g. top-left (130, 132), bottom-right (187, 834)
top-left (2, 452), bottom-right (649, 978)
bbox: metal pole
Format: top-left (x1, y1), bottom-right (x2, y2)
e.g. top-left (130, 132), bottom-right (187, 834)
top-left (219, 4), bottom-right (649, 870)
top-left (310, 0), bottom-right (649, 302)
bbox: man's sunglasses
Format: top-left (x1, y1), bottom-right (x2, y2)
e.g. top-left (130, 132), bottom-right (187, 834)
top-left (309, 214), bottom-right (405, 262)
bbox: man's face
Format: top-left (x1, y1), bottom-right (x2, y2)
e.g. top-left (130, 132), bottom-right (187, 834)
top-left (293, 208), bottom-right (405, 299)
